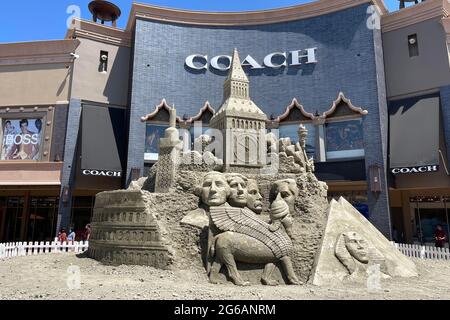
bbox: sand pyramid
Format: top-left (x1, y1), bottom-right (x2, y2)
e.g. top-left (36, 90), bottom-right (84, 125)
top-left (310, 197), bottom-right (418, 286)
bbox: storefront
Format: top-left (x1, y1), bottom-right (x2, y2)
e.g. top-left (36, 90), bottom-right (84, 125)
top-left (381, 0), bottom-right (450, 244)
top-left (127, 0), bottom-right (391, 236)
top-left (1, 0), bottom-right (448, 243)
top-left (388, 92), bottom-right (450, 246)
top-left (56, 101), bottom-right (127, 233)
top-left (0, 104), bottom-right (68, 242)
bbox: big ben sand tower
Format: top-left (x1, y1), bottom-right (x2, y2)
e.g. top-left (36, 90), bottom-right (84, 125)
top-left (209, 49), bottom-right (268, 171)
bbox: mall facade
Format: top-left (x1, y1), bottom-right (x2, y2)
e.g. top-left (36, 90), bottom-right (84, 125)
top-left (0, 0), bottom-right (449, 245)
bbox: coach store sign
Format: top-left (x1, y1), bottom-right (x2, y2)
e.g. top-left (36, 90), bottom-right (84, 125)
top-left (186, 48), bottom-right (318, 72)
top-left (82, 169), bottom-right (122, 178)
top-left (391, 165), bottom-right (439, 175)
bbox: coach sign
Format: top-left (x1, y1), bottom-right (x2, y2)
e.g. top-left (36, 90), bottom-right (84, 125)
top-left (82, 169), bottom-right (122, 178)
top-left (186, 48), bottom-right (318, 72)
top-left (391, 165), bottom-right (439, 175)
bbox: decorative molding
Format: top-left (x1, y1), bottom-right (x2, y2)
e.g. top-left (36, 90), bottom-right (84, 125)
top-left (140, 99), bottom-right (182, 123)
top-left (127, 0), bottom-right (388, 29)
top-left (0, 162), bottom-right (63, 186)
top-left (140, 99), bottom-right (171, 122)
top-left (276, 98), bottom-right (316, 123)
top-left (66, 19), bottom-right (132, 47)
top-left (382, 0), bottom-right (450, 33)
top-left (0, 40), bottom-right (80, 66)
top-left (186, 101), bottom-right (215, 124)
top-left (322, 92), bottom-right (369, 118)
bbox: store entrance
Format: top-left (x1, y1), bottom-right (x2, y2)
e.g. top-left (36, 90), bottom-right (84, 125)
top-left (0, 196), bottom-right (59, 243)
top-left (410, 196), bottom-right (450, 247)
top-left (26, 197), bottom-right (59, 242)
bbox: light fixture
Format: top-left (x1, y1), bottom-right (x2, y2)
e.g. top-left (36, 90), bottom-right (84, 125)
top-left (62, 185), bottom-right (70, 205)
top-left (369, 165), bottom-right (382, 193)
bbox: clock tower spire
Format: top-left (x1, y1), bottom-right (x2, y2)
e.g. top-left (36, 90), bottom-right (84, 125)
top-left (210, 49), bottom-right (268, 171)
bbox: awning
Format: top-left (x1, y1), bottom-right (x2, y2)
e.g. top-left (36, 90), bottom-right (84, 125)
top-left (389, 94), bottom-right (440, 173)
top-left (80, 104), bottom-right (126, 177)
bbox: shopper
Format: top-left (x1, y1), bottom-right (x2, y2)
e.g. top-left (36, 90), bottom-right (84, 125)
top-left (67, 228), bottom-right (76, 242)
top-left (84, 224), bottom-right (92, 241)
top-left (435, 225), bottom-right (447, 248)
top-left (58, 229), bottom-right (68, 243)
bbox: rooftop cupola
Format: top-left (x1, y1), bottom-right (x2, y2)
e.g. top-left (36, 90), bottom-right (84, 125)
top-left (88, 0), bottom-right (121, 27)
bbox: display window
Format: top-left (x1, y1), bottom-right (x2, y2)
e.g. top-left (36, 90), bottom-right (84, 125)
top-left (325, 119), bottom-right (364, 160)
top-left (279, 123), bottom-right (316, 159)
top-left (144, 123), bottom-right (169, 161)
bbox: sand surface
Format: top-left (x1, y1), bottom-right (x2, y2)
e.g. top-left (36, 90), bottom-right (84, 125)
top-left (1, 253), bottom-right (449, 300)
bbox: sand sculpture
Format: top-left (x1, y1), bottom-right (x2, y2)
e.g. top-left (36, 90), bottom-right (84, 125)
top-left (88, 49), bottom-right (417, 286)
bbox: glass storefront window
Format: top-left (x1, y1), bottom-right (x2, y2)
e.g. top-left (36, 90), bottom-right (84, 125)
top-left (325, 119), bottom-right (364, 160)
top-left (145, 124), bottom-right (168, 161)
top-left (1, 118), bottom-right (43, 161)
top-left (71, 196), bottom-right (95, 241)
top-left (410, 196), bottom-right (450, 246)
top-left (279, 123), bottom-right (316, 159)
top-left (414, 208), bottom-right (449, 244)
top-left (3, 197), bottom-right (24, 242)
top-left (27, 197), bottom-right (59, 242)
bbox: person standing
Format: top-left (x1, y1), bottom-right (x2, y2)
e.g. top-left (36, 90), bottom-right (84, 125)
top-left (67, 228), bottom-right (76, 242)
top-left (435, 225), bottom-right (447, 248)
top-left (84, 224), bottom-right (92, 241)
top-left (58, 229), bottom-right (68, 243)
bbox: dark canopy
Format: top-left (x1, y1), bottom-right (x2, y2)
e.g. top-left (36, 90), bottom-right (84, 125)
top-left (389, 93), bottom-right (440, 169)
top-left (80, 104), bottom-right (126, 174)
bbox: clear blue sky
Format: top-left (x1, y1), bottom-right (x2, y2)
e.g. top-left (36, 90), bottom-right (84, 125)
top-left (1, 0), bottom-right (401, 43)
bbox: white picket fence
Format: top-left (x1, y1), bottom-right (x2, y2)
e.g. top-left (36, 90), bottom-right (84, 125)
top-left (0, 241), bottom-right (89, 259)
top-left (393, 242), bottom-right (450, 261)
top-left (1, 240), bottom-right (448, 261)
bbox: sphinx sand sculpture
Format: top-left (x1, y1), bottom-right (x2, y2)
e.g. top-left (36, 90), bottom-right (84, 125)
top-left (89, 49), bottom-right (417, 286)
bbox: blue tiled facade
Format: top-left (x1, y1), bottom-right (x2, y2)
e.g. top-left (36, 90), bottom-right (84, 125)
top-left (127, 3), bottom-right (392, 236)
top-left (441, 85), bottom-right (450, 169)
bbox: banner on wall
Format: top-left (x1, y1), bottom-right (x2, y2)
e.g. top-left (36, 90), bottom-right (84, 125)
top-left (1, 118), bottom-right (42, 161)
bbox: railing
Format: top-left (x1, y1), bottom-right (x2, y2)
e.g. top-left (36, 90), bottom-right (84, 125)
top-left (0, 241), bottom-right (89, 259)
top-left (393, 242), bottom-right (450, 261)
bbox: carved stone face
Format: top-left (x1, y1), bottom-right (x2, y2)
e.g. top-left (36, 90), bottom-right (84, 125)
top-left (272, 179), bottom-right (299, 214)
top-left (227, 175), bottom-right (248, 208)
top-left (344, 232), bottom-right (370, 263)
top-left (200, 173), bottom-right (229, 207)
top-left (247, 179), bottom-right (263, 214)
